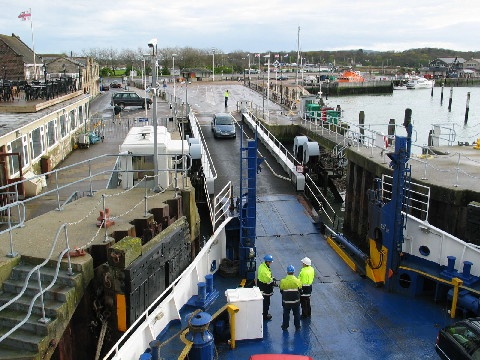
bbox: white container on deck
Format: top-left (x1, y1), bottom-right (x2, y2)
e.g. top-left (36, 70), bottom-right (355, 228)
top-left (225, 287), bottom-right (263, 341)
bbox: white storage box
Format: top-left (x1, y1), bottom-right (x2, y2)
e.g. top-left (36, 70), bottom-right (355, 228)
top-left (225, 287), bottom-right (263, 340)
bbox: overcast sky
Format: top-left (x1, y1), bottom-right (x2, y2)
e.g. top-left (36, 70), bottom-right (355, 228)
top-left (2, 0), bottom-right (479, 56)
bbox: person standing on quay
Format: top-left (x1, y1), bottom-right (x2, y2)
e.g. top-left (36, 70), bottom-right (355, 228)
top-left (257, 254), bottom-right (275, 320)
top-left (298, 257), bottom-right (314, 318)
top-left (279, 265), bottom-right (302, 331)
top-left (224, 89), bottom-right (229, 107)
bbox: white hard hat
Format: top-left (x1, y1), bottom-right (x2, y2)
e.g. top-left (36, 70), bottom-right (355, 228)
top-left (301, 257), bottom-right (311, 266)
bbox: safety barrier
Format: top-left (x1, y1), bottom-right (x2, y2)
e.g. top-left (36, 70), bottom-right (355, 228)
top-left (242, 110), bottom-right (305, 191)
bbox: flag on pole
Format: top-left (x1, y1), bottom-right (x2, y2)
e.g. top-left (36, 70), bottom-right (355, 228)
top-left (254, 53), bottom-right (260, 57)
top-left (274, 54), bottom-right (279, 58)
top-left (284, 54), bottom-right (289, 58)
top-left (18, 10), bottom-right (31, 21)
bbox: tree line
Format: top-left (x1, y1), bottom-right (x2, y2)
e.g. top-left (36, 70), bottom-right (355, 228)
top-left (74, 47), bottom-right (480, 77)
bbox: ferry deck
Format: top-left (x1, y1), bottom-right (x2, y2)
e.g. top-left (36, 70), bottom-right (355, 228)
top-left (153, 193), bottom-right (451, 360)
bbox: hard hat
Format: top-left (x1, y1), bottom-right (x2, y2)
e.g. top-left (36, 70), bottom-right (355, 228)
top-left (301, 257), bottom-right (311, 266)
top-left (264, 254), bottom-right (273, 262)
top-left (287, 265), bottom-right (295, 273)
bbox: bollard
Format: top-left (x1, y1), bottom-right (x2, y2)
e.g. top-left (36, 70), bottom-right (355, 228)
top-left (448, 87), bottom-right (453, 112)
top-left (205, 274), bottom-right (213, 295)
top-left (447, 256), bottom-right (456, 272)
top-left (197, 282), bottom-right (206, 307)
top-left (440, 83), bottom-right (444, 105)
top-left (463, 261), bottom-right (473, 278)
top-left (186, 312), bottom-right (215, 360)
top-left (465, 92), bottom-right (470, 124)
top-left (359, 111), bottom-right (365, 144)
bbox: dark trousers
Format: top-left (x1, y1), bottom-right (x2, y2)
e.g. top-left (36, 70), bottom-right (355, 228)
top-left (282, 302), bottom-right (300, 329)
top-left (263, 295), bottom-right (271, 316)
top-left (300, 295), bottom-right (311, 317)
top-left (225, 97), bottom-right (228, 107)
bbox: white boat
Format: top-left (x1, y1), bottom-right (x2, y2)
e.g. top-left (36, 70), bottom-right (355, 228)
top-left (405, 77), bottom-right (435, 89)
top-left (393, 85), bottom-right (407, 90)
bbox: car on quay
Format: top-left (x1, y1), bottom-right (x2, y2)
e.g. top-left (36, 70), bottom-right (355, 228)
top-left (111, 91), bottom-right (152, 110)
top-left (435, 317), bottom-right (480, 359)
top-left (276, 75), bottom-right (289, 81)
top-left (110, 80), bottom-right (122, 88)
top-left (211, 112), bottom-right (236, 138)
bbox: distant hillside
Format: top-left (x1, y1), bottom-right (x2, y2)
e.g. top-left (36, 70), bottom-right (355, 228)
top-left (301, 48), bottom-right (480, 68)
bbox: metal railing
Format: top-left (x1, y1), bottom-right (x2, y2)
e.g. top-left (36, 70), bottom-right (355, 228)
top-left (381, 174), bottom-right (431, 221)
top-left (0, 155), bottom-right (195, 344)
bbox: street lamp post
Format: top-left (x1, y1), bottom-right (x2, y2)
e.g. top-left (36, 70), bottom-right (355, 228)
top-left (172, 54), bottom-right (177, 128)
top-left (247, 53), bottom-right (251, 84)
top-left (142, 57), bottom-right (148, 117)
top-left (172, 54), bottom-right (177, 100)
top-left (212, 49), bottom-right (215, 81)
top-left (148, 38), bottom-right (159, 191)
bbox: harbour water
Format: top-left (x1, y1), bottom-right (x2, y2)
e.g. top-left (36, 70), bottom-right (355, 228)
top-left (329, 86), bottom-right (480, 150)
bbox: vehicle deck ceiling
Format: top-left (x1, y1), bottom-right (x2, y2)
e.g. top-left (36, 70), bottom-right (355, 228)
top-left (158, 194), bottom-right (452, 359)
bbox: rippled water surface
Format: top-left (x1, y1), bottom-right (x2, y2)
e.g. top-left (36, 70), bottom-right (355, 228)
top-left (329, 86), bottom-right (480, 147)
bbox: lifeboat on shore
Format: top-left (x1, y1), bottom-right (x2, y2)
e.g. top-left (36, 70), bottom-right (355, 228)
top-left (337, 70), bottom-right (364, 82)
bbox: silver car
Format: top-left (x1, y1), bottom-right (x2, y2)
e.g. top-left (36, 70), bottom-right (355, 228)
top-left (211, 113), bottom-right (236, 138)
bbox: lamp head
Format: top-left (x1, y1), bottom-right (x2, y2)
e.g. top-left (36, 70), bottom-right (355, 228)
top-left (148, 38), bottom-right (158, 48)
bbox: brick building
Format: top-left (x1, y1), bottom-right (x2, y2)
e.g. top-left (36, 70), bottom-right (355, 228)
top-left (0, 33), bottom-right (41, 81)
top-left (1, 33), bottom-right (100, 95)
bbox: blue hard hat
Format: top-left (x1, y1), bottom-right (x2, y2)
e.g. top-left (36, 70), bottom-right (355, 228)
top-left (264, 254), bottom-right (273, 262)
top-left (287, 265), bottom-right (295, 273)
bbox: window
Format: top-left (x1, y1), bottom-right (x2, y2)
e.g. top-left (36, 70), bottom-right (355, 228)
top-left (447, 324), bottom-right (480, 356)
top-left (79, 105), bottom-right (84, 124)
top-left (47, 120), bottom-right (57, 147)
top-left (8, 135), bottom-right (29, 176)
top-left (60, 114), bottom-right (67, 138)
top-left (70, 109), bottom-right (76, 131)
top-left (31, 127), bottom-right (44, 160)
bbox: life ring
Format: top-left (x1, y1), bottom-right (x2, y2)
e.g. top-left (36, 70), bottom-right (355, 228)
top-left (384, 136), bottom-right (389, 149)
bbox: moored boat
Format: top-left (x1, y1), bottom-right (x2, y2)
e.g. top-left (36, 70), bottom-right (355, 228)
top-left (405, 76), bottom-right (435, 89)
top-left (336, 70), bottom-right (364, 82)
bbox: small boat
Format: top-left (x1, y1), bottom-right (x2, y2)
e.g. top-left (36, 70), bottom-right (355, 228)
top-left (336, 70), bottom-right (364, 82)
top-left (405, 76), bottom-right (435, 89)
top-left (393, 83), bottom-right (407, 90)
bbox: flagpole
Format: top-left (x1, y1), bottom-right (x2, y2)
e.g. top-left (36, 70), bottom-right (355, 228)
top-left (29, 8), bottom-right (37, 80)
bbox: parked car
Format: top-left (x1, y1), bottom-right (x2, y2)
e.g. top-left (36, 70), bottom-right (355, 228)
top-left (276, 75), bottom-right (289, 81)
top-left (110, 80), bottom-right (122, 88)
top-left (435, 317), bottom-right (480, 359)
top-left (211, 112), bottom-right (236, 138)
top-left (101, 84), bottom-right (109, 91)
top-left (111, 91), bottom-right (152, 110)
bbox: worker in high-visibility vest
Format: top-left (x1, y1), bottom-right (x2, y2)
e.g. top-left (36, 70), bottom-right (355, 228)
top-left (257, 254), bottom-right (275, 320)
top-left (224, 90), bottom-right (229, 107)
top-left (279, 265), bottom-right (302, 330)
top-left (298, 257), bottom-right (314, 318)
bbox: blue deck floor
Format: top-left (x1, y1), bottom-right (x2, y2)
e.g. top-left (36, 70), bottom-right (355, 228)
top-left (159, 194), bottom-right (453, 359)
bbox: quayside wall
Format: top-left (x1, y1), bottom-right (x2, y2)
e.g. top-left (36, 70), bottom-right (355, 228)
top-left (260, 122), bottom-right (480, 248)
